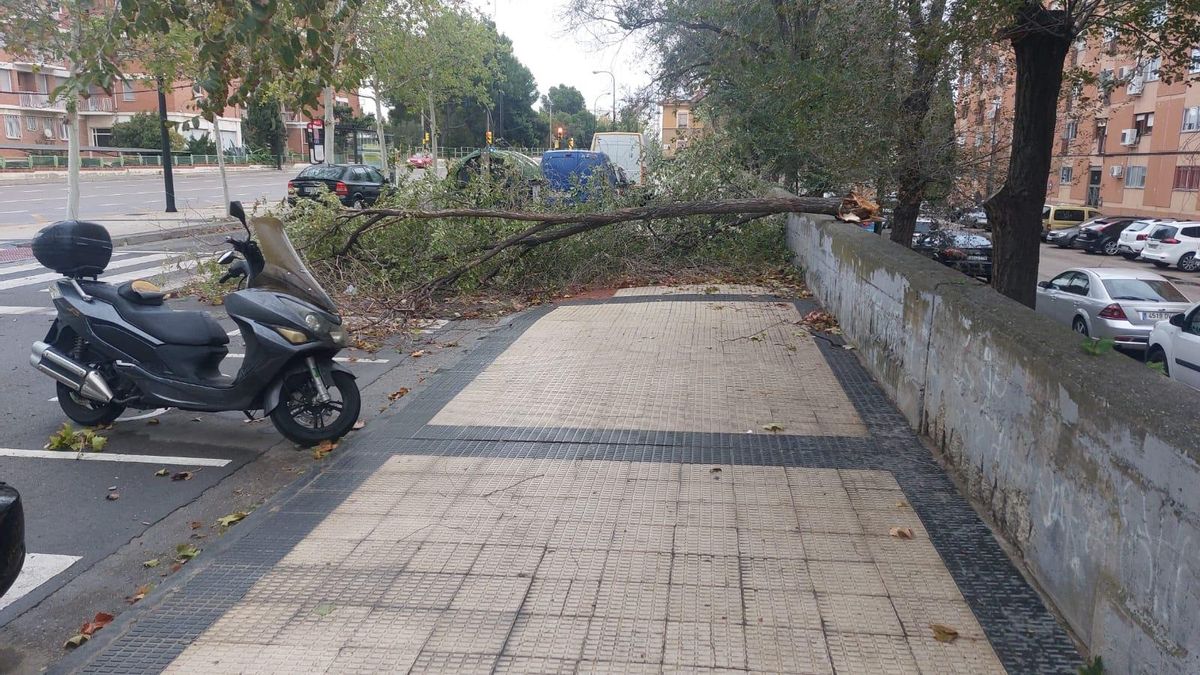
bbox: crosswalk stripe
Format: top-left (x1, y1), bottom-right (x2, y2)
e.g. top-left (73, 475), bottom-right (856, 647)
top-left (0, 252), bottom-right (167, 276)
top-left (0, 447), bottom-right (231, 467)
top-left (0, 254), bottom-right (175, 291)
top-left (0, 306), bottom-right (54, 316)
top-left (37, 259), bottom-right (201, 293)
top-left (0, 553), bottom-right (81, 611)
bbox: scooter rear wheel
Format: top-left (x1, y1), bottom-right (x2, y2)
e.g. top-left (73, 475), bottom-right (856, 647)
top-left (56, 382), bottom-right (126, 427)
top-left (269, 369), bottom-right (361, 447)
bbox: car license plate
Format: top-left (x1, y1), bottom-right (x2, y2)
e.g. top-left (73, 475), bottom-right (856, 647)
top-left (1147, 242), bottom-right (1159, 249)
top-left (967, 255), bottom-right (987, 261)
top-left (1143, 311), bottom-right (1173, 320)
top-left (300, 187), bottom-right (313, 195)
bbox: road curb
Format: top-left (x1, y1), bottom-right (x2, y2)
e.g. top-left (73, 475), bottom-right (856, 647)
top-left (110, 219), bottom-right (240, 247)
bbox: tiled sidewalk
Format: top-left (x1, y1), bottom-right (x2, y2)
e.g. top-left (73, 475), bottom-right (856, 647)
top-left (67, 287), bottom-right (1081, 674)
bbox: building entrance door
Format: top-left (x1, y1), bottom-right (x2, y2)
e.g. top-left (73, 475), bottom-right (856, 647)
top-left (1087, 168), bottom-right (1102, 206)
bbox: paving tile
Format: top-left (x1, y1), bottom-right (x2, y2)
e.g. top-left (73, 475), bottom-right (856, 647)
top-left (200, 602), bottom-right (301, 644)
top-left (494, 656), bottom-right (580, 674)
top-left (671, 553), bottom-right (740, 587)
top-left (677, 500), bottom-right (738, 529)
top-left (603, 550), bottom-right (672, 584)
top-left (504, 615), bottom-right (591, 659)
top-left (594, 580), bottom-right (670, 620)
top-left (808, 560), bottom-right (887, 596)
top-left (664, 620), bottom-right (747, 669)
top-left (578, 661), bottom-right (663, 674)
top-left (676, 525), bottom-right (740, 556)
top-left (583, 617), bottom-right (667, 664)
top-left (272, 602), bottom-right (373, 647)
top-left (524, 578), bottom-right (601, 616)
top-left (323, 645), bottom-right (423, 674)
top-left (344, 608), bottom-right (440, 649)
top-left (166, 643), bottom-right (337, 673)
top-left (867, 535), bottom-right (946, 567)
top-left (668, 583), bottom-right (743, 623)
top-left (795, 506), bottom-right (865, 534)
top-left (906, 635), bottom-right (1006, 674)
top-left (538, 548), bottom-right (609, 580)
top-left (737, 528), bottom-right (805, 559)
top-left (550, 520), bottom-right (617, 549)
top-left (452, 574), bottom-right (533, 612)
top-left (410, 651), bottom-right (499, 674)
top-left (339, 539), bottom-right (422, 570)
top-left (735, 503), bottom-right (800, 531)
top-left (800, 532), bottom-right (873, 562)
top-left (744, 625), bottom-right (834, 674)
top-left (816, 593), bottom-right (904, 636)
top-left (824, 632), bottom-right (919, 674)
top-left (740, 557), bottom-right (812, 591)
top-left (839, 470), bottom-right (902, 491)
top-left (379, 573), bottom-right (465, 609)
top-left (889, 596), bottom-right (989, 641)
top-left (405, 541), bottom-right (483, 574)
top-left (279, 538), bottom-right (356, 567)
top-left (876, 561), bottom-right (964, 601)
top-left (855, 509), bottom-right (931, 539)
top-left (611, 523), bottom-right (676, 552)
top-left (743, 587), bottom-right (821, 629)
top-left (424, 610), bottom-right (516, 653)
top-left (471, 544), bottom-right (546, 577)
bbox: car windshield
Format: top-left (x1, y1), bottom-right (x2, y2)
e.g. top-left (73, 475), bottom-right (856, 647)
top-left (1102, 278), bottom-right (1188, 303)
top-left (1042, 206), bottom-right (1051, 218)
top-left (914, 220), bottom-right (933, 233)
top-left (248, 215), bottom-right (337, 314)
top-left (297, 166), bottom-right (344, 180)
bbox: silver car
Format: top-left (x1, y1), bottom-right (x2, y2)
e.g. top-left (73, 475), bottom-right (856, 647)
top-left (1035, 268), bottom-right (1192, 351)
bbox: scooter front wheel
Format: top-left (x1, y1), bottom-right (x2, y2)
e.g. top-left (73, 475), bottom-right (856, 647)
top-left (269, 369), bottom-right (361, 447)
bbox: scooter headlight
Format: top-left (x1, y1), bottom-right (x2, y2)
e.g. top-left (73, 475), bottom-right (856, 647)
top-left (304, 313), bottom-right (328, 334)
top-left (329, 328), bottom-right (349, 346)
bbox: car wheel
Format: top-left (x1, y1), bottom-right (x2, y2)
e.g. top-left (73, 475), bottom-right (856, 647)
top-left (1102, 239), bottom-right (1120, 256)
top-left (1146, 346), bottom-right (1169, 376)
top-left (1153, 261), bottom-right (1169, 268)
top-left (1179, 253), bottom-right (1199, 272)
top-left (1072, 317), bottom-right (1089, 337)
top-left (1121, 252), bottom-right (1138, 260)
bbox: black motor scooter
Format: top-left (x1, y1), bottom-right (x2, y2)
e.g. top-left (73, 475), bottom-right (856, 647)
top-left (28, 202), bottom-right (360, 446)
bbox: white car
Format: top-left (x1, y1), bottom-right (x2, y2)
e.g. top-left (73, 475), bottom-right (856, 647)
top-left (1116, 218), bottom-right (1177, 260)
top-left (1036, 268), bottom-right (1192, 351)
top-left (1140, 221), bottom-right (1200, 272)
top-left (1148, 302), bottom-right (1200, 390)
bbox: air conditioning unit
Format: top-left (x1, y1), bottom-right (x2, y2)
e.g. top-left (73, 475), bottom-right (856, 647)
top-left (1110, 165), bottom-right (1124, 178)
top-left (1120, 128), bottom-right (1139, 146)
top-left (1128, 76), bottom-right (1145, 95)
top-left (42, 128), bottom-right (53, 139)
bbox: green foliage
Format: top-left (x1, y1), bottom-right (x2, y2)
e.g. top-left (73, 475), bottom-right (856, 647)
top-left (1147, 360), bottom-right (1167, 376)
top-left (244, 98), bottom-right (286, 159)
top-left (1078, 655), bottom-right (1104, 675)
top-left (45, 422), bottom-right (108, 452)
top-left (184, 134), bottom-right (218, 156)
top-left (1081, 337), bottom-right (1116, 356)
top-left (543, 85), bottom-right (586, 116)
top-left (111, 113), bottom-right (184, 152)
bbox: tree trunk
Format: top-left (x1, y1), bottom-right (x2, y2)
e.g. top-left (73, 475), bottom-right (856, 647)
top-left (371, 80), bottom-right (390, 179)
top-left (985, 7), bottom-right (1072, 308)
top-left (213, 118), bottom-right (231, 215)
top-left (427, 88), bottom-right (439, 178)
top-left (66, 100), bottom-right (80, 220)
top-left (323, 87), bottom-right (336, 165)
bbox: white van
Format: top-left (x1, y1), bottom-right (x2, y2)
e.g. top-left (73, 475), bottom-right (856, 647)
top-left (591, 132), bottom-right (645, 184)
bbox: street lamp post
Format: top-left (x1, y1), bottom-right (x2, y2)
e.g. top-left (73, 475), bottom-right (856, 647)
top-left (592, 70), bottom-right (616, 129)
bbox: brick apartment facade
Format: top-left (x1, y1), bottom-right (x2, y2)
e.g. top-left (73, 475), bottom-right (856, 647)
top-left (956, 40), bottom-right (1200, 220)
top-left (0, 50), bottom-right (360, 160)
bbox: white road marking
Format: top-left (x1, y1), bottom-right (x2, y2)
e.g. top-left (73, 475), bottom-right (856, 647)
top-left (117, 408), bottom-right (170, 422)
top-left (1, 254), bottom-right (175, 291)
top-left (0, 448), bottom-right (230, 467)
top-left (223, 353), bottom-right (389, 364)
top-left (0, 554), bottom-right (81, 611)
top-left (37, 259), bottom-right (200, 293)
top-left (1, 252), bottom-right (166, 276)
top-left (0, 306), bottom-right (53, 316)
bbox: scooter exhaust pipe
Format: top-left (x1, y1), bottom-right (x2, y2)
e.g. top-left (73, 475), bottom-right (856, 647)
top-left (29, 341), bottom-right (114, 404)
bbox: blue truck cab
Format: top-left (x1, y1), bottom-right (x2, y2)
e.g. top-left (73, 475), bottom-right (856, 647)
top-left (540, 150), bottom-right (625, 203)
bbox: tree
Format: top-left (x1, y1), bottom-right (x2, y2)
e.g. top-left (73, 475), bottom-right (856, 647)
top-left (245, 98), bottom-right (287, 169)
top-left (953, 1), bottom-right (1200, 306)
top-left (542, 85), bottom-right (587, 116)
top-left (111, 113), bottom-right (184, 152)
top-left (185, 134), bottom-right (218, 156)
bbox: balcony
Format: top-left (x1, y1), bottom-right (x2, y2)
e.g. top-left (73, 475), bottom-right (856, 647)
top-left (79, 96), bottom-right (114, 113)
top-left (17, 92), bottom-right (67, 111)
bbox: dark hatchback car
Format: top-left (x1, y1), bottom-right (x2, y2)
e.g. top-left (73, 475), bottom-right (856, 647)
top-left (913, 229), bottom-right (993, 281)
top-left (288, 164), bottom-right (389, 208)
top-left (1071, 217), bottom-right (1138, 255)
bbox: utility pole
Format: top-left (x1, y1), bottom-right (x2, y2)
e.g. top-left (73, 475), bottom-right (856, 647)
top-left (592, 70), bottom-right (616, 130)
top-left (156, 78), bottom-right (177, 213)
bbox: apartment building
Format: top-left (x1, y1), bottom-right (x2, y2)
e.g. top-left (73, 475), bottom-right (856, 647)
top-left (660, 97), bottom-right (711, 157)
top-left (956, 41), bottom-right (1200, 219)
top-left (0, 51), bottom-right (359, 160)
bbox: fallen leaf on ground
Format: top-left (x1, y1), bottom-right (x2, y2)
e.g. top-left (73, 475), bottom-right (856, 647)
top-left (105, 492), bottom-right (120, 501)
top-left (126, 584), bottom-right (153, 604)
top-left (387, 387), bottom-right (411, 401)
top-left (312, 440), bottom-right (337, 460)
top-left (409, 349), bottom-right (426, 358)
top-left (930, 624), bottom-right (959, 643)
top-left (189, 521), bottom-right (203, 530)
top-left (154, 468), bottom-right (169, 477)
top-left (703, 286), bottom-right (720, 294)
top-left (171, 471), bottom-right (193, 481)
top-left (146, 418), bottom-right (160, 425)
top-left (889, 526), bottom-right (914, 539)
top-left (352, 420), bottom-right (366, 430)
top-left (763, 423), bottom-right (785, 433)
top-left (142, 558), bottom-right (160, 568)
top-left (168, 562), bottom-right (183, 574)
top-left (313, 602), bottom-right (336, 617)
top-left (175, 543), bottom-right (200, 561)
top-left (440, 341), bottom-right (459, 348)
top-left (80, 612), bottom-right (114, 636)
top-left (216, 511), bottom-right (249, 528)
top-left (896, 500), bottom-right (910, 509)
top-left (63, 634), bottom-right (89, 649)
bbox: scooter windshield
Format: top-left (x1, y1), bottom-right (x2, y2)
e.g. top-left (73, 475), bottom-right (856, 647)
top-left (248, 216), bottom-right (338, 315)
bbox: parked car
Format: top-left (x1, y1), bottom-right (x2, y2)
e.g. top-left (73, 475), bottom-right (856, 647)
top-left (1147, 302), bottom-right (1200, 390)
top-left (1140, 222), bottom-right (1200, 272)
top-left (540, 150), bottom-right (627, 203)
top-left (591, 132), bottom-right (645, 184)
top-left (406, 152), bottom-right (434, 169)
top-left (1116, 219), bottom-right (1176, 260)
top-left (913, 228), bottom-right (992, 281)
top-left (1036, 268), bottom-right (1192, 351)
top-left (450, 148), bottom-right (544, 200)
top-left (959, 208), bottom-right (988, 229)
top-left (1046, 224), bottom-right (1084, 248)
top-left (1042, 204), bottom-right (1102, 240)
top-left (288, 164), bottom-right (390, 208)
top-left (1071, 217), bottom-right (1139, 255)
top-left (910, 217), bottom-right (938, 245)
top-left (0, 482), bottom-right (24, 599)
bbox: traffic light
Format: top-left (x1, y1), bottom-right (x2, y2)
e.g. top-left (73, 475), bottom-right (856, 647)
top-left (485, 130), bottom-right (493, 146)
top-left (423, 131), bottom-right (430, 145)
top-left (567, 137), bottom-right (575, 149)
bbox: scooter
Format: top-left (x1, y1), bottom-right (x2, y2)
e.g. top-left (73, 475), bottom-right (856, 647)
top-left (29, 202), bottom-right (361, 446)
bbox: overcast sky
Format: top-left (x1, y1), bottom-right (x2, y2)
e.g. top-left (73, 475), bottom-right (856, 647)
top-left (471, 0), bottom-right (653, 117)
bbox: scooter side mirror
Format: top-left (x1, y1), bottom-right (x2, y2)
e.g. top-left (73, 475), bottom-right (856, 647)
top-left (229, 201), bottom-right (249, 234)
top-left (217, 251), bottom-right (237, 265)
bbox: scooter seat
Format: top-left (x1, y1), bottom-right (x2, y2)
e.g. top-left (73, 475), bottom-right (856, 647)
top-left (80, 281), bottom-right (229, 347)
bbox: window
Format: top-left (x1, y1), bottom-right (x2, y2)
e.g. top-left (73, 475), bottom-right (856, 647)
top-left (1066, 273), bottom-right (1090, 296)
top-left (1102, 278), bottom-right (1188, 303)
top-left (1144, 57), bottom-right (1162, 82)
top-left (1174, 166), bottom-right (1200, 191)
top-left (121, 81), bottom-right (135, 101)
top-left (1057, 209), bottom-right (1085, 222)
top-left (4, 115), bottom-right (20, 139)
top-left (90, 127), bottom-right (113, 148)
top-left (1097, 122), bottom-right (1108, 154)
top-left (59, 117), bottom-right (68, 140)
top-left (1134, 112), bottom-right (1154, 136)
top-left (1186, 308), bottom-right (1200, 337)
top-left (191, 83), bottom-right (204, 99)
top-left (0, 68), bottom-right (11, 93)
top-left (1183, 227), bottom-right (1200, 238)
top-left (1061, 166), bottom-right (1074, 183)
top-left (676, 110), bottom-right (690, 128)
top-left (1191, 48), bottom-right (1200, 73)
top-left (1048, 272), bottom-right (1075, 292)
top-left (25, 115), bottom-right (37, 131)
top-left (1063, 120), bottom-right (1078, 139)
top-left (1126, 165), bottom-right (1147, 188)
top-left (1184, 107), bottom-right (1200, 132)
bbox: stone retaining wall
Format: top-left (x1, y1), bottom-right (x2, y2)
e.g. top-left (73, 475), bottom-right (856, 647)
top-left (786, 212), bottom-right (1200, 673)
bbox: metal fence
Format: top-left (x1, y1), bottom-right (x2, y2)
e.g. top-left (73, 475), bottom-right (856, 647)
top-left (0, 152), bottom-right (304, 171)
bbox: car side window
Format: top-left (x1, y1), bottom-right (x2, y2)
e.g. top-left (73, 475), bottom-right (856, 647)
top-left (1066, 273), bottom-right (1090, 296)
top-left (1048, 273), bottom-right (1074, 291)
top-left (1058, 209), bottom-right (1084, 222)
top-left (369, 168), bottom-right (385, 183)
top-left (1187, 309), bottom-right (1200, 336)
top-left (1181, 226), bottom-right (1200, 238)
